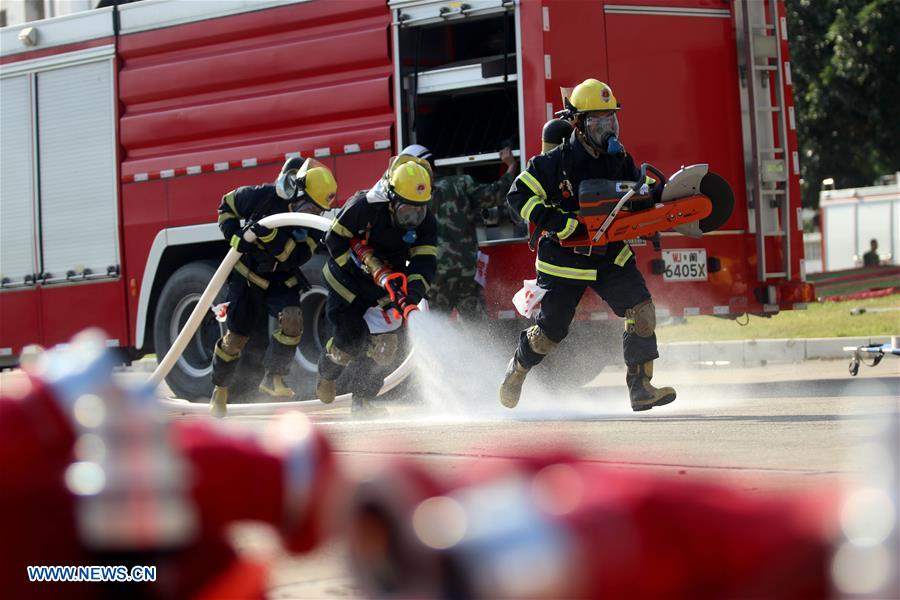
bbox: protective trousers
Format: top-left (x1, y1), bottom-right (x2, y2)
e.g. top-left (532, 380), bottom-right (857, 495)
top-left (516, 259), bottom-right (658, 369)
top-left (211, 275), bottom-right (303, 386)
top-left (317, 292), bottom-right (399, 401)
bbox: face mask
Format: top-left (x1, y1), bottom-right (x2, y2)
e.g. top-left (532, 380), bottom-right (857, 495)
top-left (584, 112), bottom-right (619, 149)
top-left (289, 196), bottom-right (323, 215)
top-left (391, 200), bottom-right (427, 229)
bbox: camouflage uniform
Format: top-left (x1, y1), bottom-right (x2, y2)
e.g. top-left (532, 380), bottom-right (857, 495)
top-left (430, 171), bottom-right (515, 319)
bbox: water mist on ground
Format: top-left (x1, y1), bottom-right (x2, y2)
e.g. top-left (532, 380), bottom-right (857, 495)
top-left (395, 310), bottom-right (786, 422)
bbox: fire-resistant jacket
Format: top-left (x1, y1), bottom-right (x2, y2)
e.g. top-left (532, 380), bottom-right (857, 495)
top-left (218, 184), bottom-right (319, 290)
top-left (323, 190), bottom-right (437, 306)
top-left (506, 132), bottom-right (642, 284)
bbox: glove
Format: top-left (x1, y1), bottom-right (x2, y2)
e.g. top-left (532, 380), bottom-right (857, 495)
top-left (250, 222), bottom-right (273, 241)
top-left (230, 234), bottom-right (255, 254)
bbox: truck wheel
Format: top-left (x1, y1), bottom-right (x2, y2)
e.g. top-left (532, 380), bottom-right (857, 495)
top-left (153, 261), bottom-right (225, 400)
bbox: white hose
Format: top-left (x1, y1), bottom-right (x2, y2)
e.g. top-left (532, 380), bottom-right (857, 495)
top-left (148, 212), bottom-right (415, 406)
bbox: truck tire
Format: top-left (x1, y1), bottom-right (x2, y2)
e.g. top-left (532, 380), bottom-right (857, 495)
top-left (153, 261), bottom-right (225, 400)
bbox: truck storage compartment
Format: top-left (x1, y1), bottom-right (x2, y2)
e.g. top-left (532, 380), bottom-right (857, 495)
top-left (394, 7), bottom-right (524, 241)
top-left (413, 88), bottom-right (518, 160)
top-left (397, 11), bottom-right (518, 161)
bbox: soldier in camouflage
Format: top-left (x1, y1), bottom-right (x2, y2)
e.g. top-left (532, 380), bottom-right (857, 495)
top-left (430, 146), bottom-right (519, 320)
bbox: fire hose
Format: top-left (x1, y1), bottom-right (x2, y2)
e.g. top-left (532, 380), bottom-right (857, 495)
top-left (150, 212), bottom-right (415, 412)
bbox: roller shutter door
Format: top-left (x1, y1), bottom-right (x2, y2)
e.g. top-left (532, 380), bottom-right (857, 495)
top-left (37, 59), bottom-right (119, 283)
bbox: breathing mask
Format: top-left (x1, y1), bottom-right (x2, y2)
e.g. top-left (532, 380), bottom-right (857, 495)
top-left (583, 111), bottom-right (620, 152)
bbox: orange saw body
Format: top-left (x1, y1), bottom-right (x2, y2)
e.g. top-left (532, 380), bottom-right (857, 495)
top-left (558, 163), bottom-right (734, 249)
top-left (561, 194), bottom-right (713, 247)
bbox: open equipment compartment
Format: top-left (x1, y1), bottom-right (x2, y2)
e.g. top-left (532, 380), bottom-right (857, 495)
top-left (392, 0), bottom-right (525, 242)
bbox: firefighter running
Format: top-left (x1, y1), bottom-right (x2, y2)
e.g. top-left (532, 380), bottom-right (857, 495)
top-left (500, 79), bottom-right (676, 411)
top-left (317, 156), bottom-right (436, 417)
top-left (210, 158), bottom-right (337, 417)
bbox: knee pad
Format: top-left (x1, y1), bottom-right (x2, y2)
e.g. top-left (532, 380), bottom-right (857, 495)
top-left (324, 337), bottom-right (353, 367)
top-left (366, 333), bottom-right (399, 367)
top-left (220, 330), bottom-right (249, 356)
top-left (625, 300), bottom-right (656, 337)
top-left (525, 324), bottom-right (559, 355)
top-left (278, 306), bottom-right (304, 337)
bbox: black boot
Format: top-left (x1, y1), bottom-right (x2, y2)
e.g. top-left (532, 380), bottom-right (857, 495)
top-left (626, 361), bottom-right (676, 412)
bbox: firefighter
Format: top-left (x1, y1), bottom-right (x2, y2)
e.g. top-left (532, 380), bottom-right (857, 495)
top-left (210, 158), bottom-right (337, 418)
top-left (316, 158), bottom-right (436, 417)
top-left (500, 79), bottom-right (676, 411)
top-left (426, 143), bottom-right (519, 321)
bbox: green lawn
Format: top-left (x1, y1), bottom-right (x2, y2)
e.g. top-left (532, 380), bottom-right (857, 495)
top-left (657, 294), bottom-right (900, 342)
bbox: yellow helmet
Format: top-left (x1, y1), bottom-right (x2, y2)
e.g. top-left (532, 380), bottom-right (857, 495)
top-left (566, 79), bottom-right (620, 114)
top-left (388, 161), bottom-right (432, 204)
top-left (297, 158), bottom-right (337, 210)
top-left (390, 153), bottom-right (434, 182)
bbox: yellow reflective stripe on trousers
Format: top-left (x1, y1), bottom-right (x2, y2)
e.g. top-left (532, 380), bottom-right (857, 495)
top-left (408, 273), bottom-right (430, 290)
top-left (224, 191), bottom-right (241, 218)
top-left (557, 218), bottom-right (579, 240)
top-left (410, 245), bottom-right (437, 257)
top-left (323, 263), bottom-right (356, 303)
top-left (284, 276), bottom-right (299, 288)
top-left (331, 219), bottom-right (353, 238)
top-left (614, 244), bottom-right (633, 266)
top-left (305, 237), bottom-right (318, 253)
top-left (520, 195), bottom-right (543, 221)
top-left (518, 171), bottom-right (546, 199)
top-left (273, 329), bottom-right (301, 346)
top-left (274, 238), bottom-right (296, 262)
top-left (218, 212), bottom-right (237, 224)
top-left (234, 261), bottom-right (270, 289)
top-left (335, 250), bottom-right (351, 267)
top-left (536, 260), bottom-right (596, 281)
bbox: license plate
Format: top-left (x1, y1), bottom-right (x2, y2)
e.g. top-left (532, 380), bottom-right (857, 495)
top-left (662, 249), bottom-right (707, 281)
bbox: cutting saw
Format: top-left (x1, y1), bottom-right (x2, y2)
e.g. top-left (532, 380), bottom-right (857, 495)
top-left (557, 163), bottom-right (735, 251)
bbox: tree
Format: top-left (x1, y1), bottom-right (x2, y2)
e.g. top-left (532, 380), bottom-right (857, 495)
top-left (786, 0), bottom-right (900, 207)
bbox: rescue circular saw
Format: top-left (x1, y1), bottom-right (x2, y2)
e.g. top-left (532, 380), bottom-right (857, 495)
top-left (558, 163), bottom-right (735, 248)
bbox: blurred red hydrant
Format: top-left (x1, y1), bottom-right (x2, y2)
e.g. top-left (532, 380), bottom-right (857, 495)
top-left (0, 330), bottom-right (339, 600)
top-left (346, 455), bottom-right (834, 599)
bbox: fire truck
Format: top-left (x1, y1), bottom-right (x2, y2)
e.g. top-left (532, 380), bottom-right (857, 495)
top-left (0, 0), bottom-right (812, 399)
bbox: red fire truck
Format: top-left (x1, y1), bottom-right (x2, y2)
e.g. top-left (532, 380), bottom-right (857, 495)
top-left (0, 0), bottom-right (813, 398)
